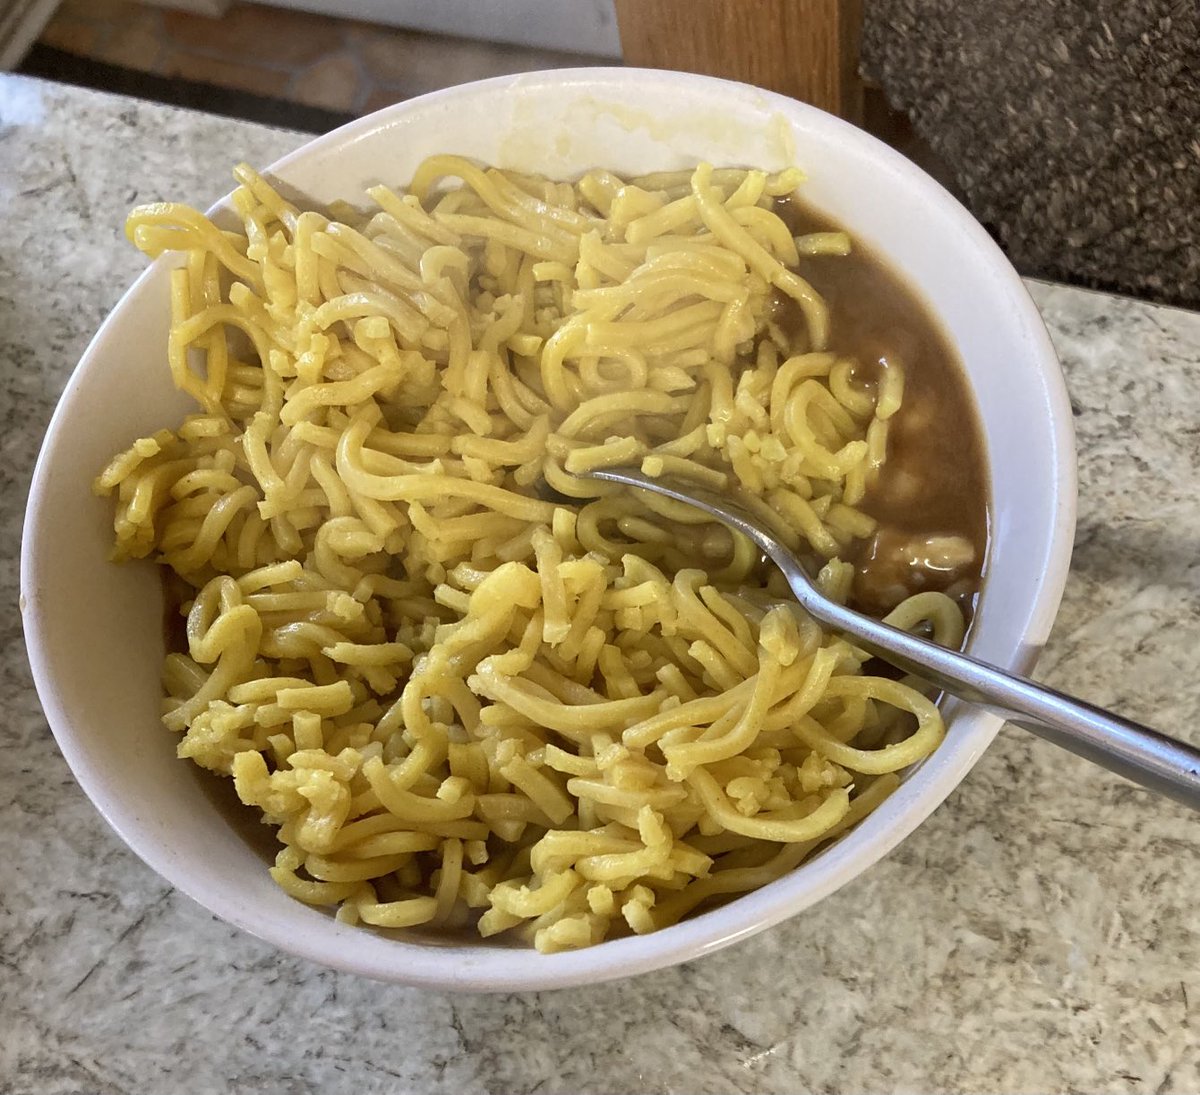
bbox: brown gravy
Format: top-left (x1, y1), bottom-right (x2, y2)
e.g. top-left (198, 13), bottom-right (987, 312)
top-left (775, 196), bottom-right (990, 620)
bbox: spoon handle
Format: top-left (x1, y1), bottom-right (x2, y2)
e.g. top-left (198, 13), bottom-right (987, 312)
top-left (771, 552), bottom-right (1200, 809)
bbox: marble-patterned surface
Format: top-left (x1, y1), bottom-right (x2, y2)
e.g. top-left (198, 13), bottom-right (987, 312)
top-left (3, 75), bottom-right (1199, 1094)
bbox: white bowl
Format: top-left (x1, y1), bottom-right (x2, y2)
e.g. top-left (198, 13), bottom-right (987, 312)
top-left (21, 68), bottom-right (1075, 991)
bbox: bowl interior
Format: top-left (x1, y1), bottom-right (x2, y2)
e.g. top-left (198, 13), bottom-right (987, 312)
top-left (21, 69), bottom-right (1074, 991)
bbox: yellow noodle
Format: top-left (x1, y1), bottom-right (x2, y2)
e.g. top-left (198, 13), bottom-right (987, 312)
top-left (97, 157), bottom-right (969, 953)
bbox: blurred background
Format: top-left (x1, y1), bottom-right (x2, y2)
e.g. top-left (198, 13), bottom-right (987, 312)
top-left (6, 0), bottom-right (1198, 309)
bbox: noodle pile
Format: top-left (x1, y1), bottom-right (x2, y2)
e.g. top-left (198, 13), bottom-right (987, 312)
top-left (95, 157), bottom-right (964, 952)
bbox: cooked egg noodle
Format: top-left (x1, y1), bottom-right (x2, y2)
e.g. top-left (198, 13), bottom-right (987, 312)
top-left (97, 157), bottom-right (964, 952)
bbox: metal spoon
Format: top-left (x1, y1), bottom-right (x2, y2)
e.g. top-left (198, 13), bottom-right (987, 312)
top-left (586, 466), bottom-right (1200, 809)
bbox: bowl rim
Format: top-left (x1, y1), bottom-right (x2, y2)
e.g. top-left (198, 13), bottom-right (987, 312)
top-left (21, 66), bottom-right (1076, 992)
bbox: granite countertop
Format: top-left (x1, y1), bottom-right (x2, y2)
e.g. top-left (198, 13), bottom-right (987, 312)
top-left (2, 76), bottom-right (1198, 1095)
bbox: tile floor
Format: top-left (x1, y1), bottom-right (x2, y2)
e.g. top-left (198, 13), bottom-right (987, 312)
top-left (35, 0), bottom-right (600, 119)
